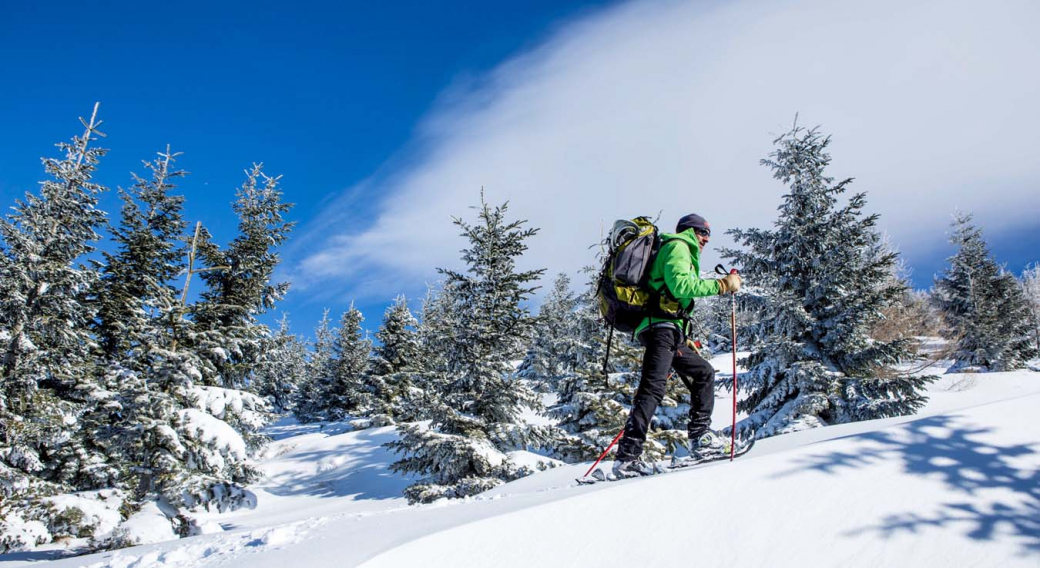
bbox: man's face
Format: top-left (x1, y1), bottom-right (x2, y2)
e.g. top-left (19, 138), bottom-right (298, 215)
top-left (695, 228), bottom-right (710, 249)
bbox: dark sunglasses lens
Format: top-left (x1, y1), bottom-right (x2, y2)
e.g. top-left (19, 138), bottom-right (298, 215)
top-left (696, 228), bottom-right (710, 237)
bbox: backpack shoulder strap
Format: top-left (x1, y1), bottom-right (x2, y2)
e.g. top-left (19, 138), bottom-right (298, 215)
top-left (646, 236), bottom-right (693, 300)
top-left (648, 236), bottom-right (691, 281)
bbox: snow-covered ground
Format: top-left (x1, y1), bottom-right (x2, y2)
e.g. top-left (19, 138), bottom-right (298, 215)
top-left (3, 357), bottom-right (1038, 568)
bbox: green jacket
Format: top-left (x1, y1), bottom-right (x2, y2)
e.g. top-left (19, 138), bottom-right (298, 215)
top-left (633, 229), bottom-right (721, 338)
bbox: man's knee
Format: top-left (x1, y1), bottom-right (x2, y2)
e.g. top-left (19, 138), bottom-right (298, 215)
top-left (637, 374), bottom-right (668, 402)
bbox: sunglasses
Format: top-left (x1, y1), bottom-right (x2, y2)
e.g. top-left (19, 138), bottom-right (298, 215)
top-left (694, 227), bottom-right (711, 238)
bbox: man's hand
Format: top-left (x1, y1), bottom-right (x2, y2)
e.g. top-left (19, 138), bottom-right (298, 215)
top-left (717, 273), bottom-right (742, 295)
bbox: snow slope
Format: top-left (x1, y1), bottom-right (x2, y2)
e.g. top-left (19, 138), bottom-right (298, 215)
top-left (4, 365), bottom-right (1038, 568)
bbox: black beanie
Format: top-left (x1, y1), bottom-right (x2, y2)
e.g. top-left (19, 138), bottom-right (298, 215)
top-left (676, 213), bottom-right (710, 235)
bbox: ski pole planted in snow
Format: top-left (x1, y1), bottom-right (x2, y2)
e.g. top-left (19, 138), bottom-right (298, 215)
top-left (716, 264), bottom-right (740, 461)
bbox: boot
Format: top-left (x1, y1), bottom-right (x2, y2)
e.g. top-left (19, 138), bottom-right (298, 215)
top-left (612, 458), bottom-right (655, 478)
top-left (687, 430), bottom-right (729, 459)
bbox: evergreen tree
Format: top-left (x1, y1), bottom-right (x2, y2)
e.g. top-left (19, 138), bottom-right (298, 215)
top-left (374, 296), bottom-right (421, 376)
top-left (90, 342), bottom-right (264, 531)
top-left (517, 272), bottom-right (580, 393)
top-left (94, 147), bottom-right (187, 362)
top-left (722, 123), bottom-right (933, 438)
top-left (0, 105), bottom-right (116, 550)
top-left (293, 309), bottom-right (335, 423)
top-left (413, 284), bottom-right (455, 396)
top-left (387, 195), bottom-right (548, 504)
top-left (933, 214), bottom-right (1037, 370)
top-left (88, 207), bottom-right (267, 536)
top-left (291, 306), bottom-right (370, 423)
top-left (548, 284), bottom-right (635, 461)
top-left (364, 295), bottom-right (422, 424)
top-left (327, 304), bottom-right (371, 419)
top-left (192, 164), bottom-right (295, 390)
top-left (253, 314), bottom-right (309, 413)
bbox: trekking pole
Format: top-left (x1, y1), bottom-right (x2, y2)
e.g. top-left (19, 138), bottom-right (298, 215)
top-left (715, 264), bottom-right (739, 461)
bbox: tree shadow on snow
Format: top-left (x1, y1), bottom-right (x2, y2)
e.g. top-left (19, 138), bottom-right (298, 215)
top-left (775, 416), bottom-right (1039, 555)
top-left (260, 427), bottom-right (415, 501)
top-left (0, 549), bottom-right (77, 564)
top-left (263, 415), bottom-right (355, 441)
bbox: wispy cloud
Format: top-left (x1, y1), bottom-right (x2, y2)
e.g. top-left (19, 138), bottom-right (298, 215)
top-left (285, 0), bottom-right (1040, 303)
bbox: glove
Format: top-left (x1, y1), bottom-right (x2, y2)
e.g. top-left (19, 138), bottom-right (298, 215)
top-left (685, 339), bottom-right (705, 357)
top-left (717, 273), bottom-right (742, 295)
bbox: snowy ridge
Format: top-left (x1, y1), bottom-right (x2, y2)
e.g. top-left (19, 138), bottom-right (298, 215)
top-left (4, 370), bottom-right (1038, 568)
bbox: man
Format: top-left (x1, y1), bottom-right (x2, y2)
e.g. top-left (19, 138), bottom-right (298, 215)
top-left (613, 213), bottom-right (742, 478)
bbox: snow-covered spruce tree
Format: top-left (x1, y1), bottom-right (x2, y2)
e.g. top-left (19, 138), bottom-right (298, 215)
top-left (253, 314), bottom-right (309, 413)
top-left (89, 341), bottom-right (265, 535)
top-left (387, 196), bottom-right (548, 504)
top-left (721, 123), bottom-right (933, 438)
top-left (397, 283), bottom-right (457, 424)
top-left (363, 295), bottom-right (422, 424)
top-left (326, 304), bottom-right (371, 420)
top-left (1022, 263), bottom-right (1040, 355)
top-left (93, 147), bottom-right (187, 362)
top-left (293, 309), bottom-right (335, 423)
top-left (548, 276), bottom-right (642, 462)
top-left (80, 146), bottom-right (264, 538)
top-left (933, 214), bottom-right (1037, 370)
top-left (414, 284), bottom-right (455, 390)
top-left (290, 305), bottom-right (370, 423)
top-left (699, 280), bottom-right (770, 354)
top-left (0, 105), bottom-right (118, 551)
top-left (88, 175), bottom-right (268, 537)
top-left (192, 164), bottom-right (295, 391)
top-left (517, 272), bottom-right (580, 393)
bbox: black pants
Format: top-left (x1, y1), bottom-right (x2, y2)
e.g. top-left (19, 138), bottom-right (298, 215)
top-left (616, 325), bottom-right (716, 461)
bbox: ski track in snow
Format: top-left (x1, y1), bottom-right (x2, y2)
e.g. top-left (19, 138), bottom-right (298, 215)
top-left (4, 365), bottom-right (1039, 568)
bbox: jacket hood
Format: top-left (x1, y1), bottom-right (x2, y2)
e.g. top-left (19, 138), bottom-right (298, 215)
top-left (662, 230), bottom-right (701, 254)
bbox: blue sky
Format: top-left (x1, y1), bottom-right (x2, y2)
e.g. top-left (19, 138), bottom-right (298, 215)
top-left (2, 0), bottom-right (1038, 339)
top-left (0, 0), bottom-right (618, 334)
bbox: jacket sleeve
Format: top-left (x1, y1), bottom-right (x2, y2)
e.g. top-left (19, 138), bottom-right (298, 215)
top-left (661, 241), bottom-right (722, 299)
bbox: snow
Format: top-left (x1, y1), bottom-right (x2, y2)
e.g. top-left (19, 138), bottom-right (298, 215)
top-left (42, 490), bottom-right (124, 539)
top-left (189, 386), bottom-right (266, 428)
top-left (115, 501), bottom-right (175, 547)
top-left (178, 409), bottom-right (248, 462)
top-left (4, 360), bottom-right (1038, 568)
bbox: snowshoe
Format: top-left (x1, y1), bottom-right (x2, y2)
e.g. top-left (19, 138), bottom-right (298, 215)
top-left (612, 458), bottom-right (656, 478)
top-left (668, 433), bottom-right (756, 470)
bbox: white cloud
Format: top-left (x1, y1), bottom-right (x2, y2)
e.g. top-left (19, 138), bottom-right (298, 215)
top-left (286, 0), bottom-right (1040, 302)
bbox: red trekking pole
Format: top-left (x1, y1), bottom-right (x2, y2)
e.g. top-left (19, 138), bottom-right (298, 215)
top-left (581, 429), bottom-right (625, 479)
top-left (716, 264), bottom-right (739, 461)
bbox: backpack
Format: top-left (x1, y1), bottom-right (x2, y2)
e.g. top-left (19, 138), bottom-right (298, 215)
top-left (596, 217), bottom-right (677, 334)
